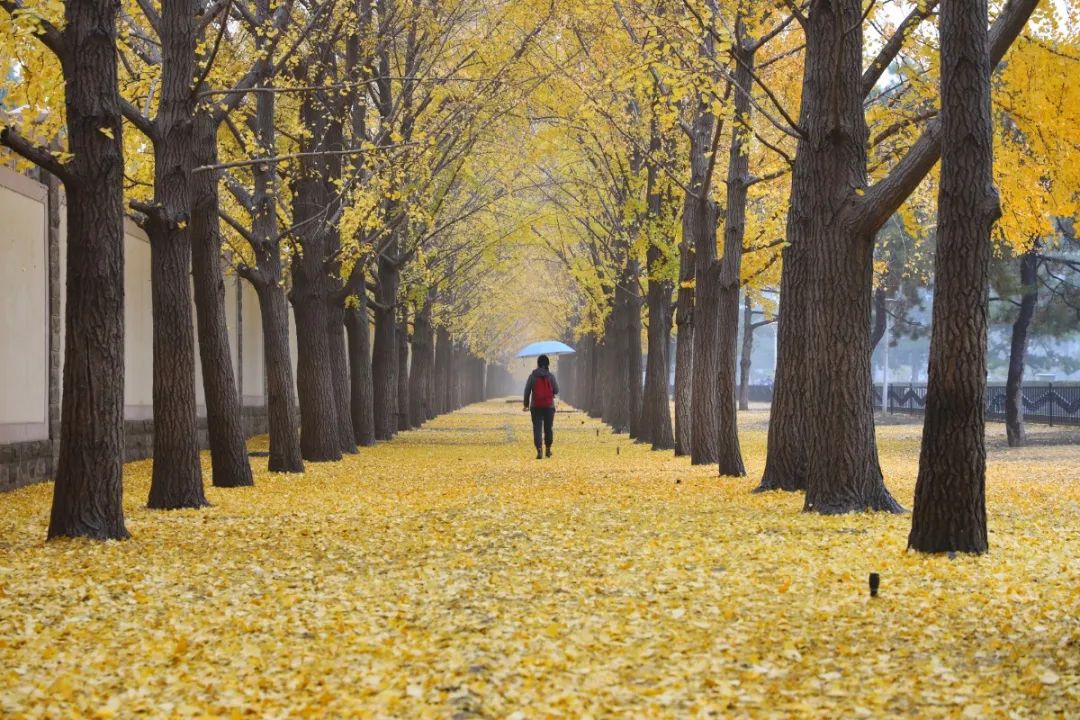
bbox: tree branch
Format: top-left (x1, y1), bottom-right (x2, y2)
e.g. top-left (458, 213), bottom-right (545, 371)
top-left (857, 0), bottom-right (1040, 236)
top-left (0, 125), bottom-right (74, 185)
top-left (862, 0), bottom-right (939, 97)
top-left (0, 0), bottom-right (66, 59)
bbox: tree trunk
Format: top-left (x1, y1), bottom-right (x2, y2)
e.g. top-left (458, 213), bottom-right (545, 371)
top-left (1005, 249), bottom-right (1037, 447)
top-left (870, 287), bottom-right (888, 351)
top-left (256, 283), bottom-right (304, 472)
top-left (689, 195), bottom-right (719, 465)
top-left (190, 110), bottom-right (253, 488)
top-left (346, 301), bottom-right (377, 446)
top-left (639, 243), bottom-right (675, 450)
top-left (713, 26), bottom-right (753, 477)
top-left (45, 0), bottom-right (129, 539)
top-left (288, 89), bottom-right (342, 462)
top-left (146, 0), bottom-right (206, 510)
top-left (738, 297), bottom-right (753, 411)
top-left (909, 0), bottom-right (997, 553)
top-left (246, 74), bottom-right (303, 473)
top-left (434, 326), bottom-right (451, 416)
top-left (409, 297), bottom-right (434, 427)
top-left (637, 135), bottom-right (674, 449)
top-left (321, 112), bottom-right (355, 455)
top-left (397, 315), bottom-right (411, 431)
top-left (372, 254), bottom-right (399, 439)
top-left (760, 0), bottom-right (901, 512)
top-left (673, 236), bottom-right (694, 456)
top-left (626, 269), bottom-right (644, 439)
top-left (609, 286), bottom-right (631, 433)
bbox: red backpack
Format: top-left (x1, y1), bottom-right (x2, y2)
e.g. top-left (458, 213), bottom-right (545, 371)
top-left (532, 374), bottom-right (554, 408)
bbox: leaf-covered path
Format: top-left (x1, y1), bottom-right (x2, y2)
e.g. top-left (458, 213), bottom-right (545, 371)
top-left (1, 401), bottom-right (1077, 717)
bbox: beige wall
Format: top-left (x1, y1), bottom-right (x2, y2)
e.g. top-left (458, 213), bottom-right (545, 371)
top-left (124, 221), bottom-right (155, 419)
top-left (0, 169), bottom-right (49, 442)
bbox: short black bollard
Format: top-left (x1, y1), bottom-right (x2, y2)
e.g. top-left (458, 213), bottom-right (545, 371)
top-left (869, 572), bottom-right (880, 597)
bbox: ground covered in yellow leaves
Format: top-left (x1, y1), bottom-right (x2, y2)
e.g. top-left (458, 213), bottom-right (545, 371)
top-left (1, 401), bottom-right (1078, 718)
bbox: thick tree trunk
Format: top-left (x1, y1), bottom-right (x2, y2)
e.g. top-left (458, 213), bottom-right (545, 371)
top-left (397, 316), bottom-right (411, 431)
top-left (45, 0), bottom-right (129, 538)
top-left (626, 269), bottom-right (644, 439)
top-left (759, 0), bottom-right (900, 512)
top-left (639, 243), bottom-right (675, 450)
top-left (738, 298), bottom-right (753, 411)
top-left (256, 283), bottom-right (304, 472)
top-left (289, 89), bottom-right (342, 462)
top-left (372, 254), bottom-right (399, 439)
top-left (909, 0), bottom-right (997, 553)
top-left (434, 326), bottom-right (451, 416)
top-left (673, 237), bottom-right (694, 456)
top-left (345, 300), bottom-right (377, 446)
top-left (146, 0), bottom-right (206, 510)
top-left (292, 292), bottom-right (343, 462)
top-left (609, 287), bottom-right (631, 433)
top-left (713, 27), bottom-right (753, 477)
top-left (1005, 249), bottom-right (1037, 447)
top-left (327, 301), bottom-right (356, 453)
top-left (246, 77), bottom-right (303, 473)
top-left (190, 111), bottom-right (253, 487)
top-left (409, 298), bottom-right (434, 427)
top-left (321, 113), bottom-right (355, 455)
top-left (689, 195), bottom-right (720, 465)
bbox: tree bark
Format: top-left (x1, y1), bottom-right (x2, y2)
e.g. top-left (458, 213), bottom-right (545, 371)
top-left (146, 0), bottom-right (207, 510)
top-left (626, 266), bottom-right (644, 439)
top-left (346, 299), bottom-right (377, 446)
top-left (1005, 249), bottom-right (1038, 447)
top-left (689, 194), bottom-right (719, 465)
top-left (433, 325), bottom-right (451, 416)
top-left (44, 0), bottom-right (129, 538)
top-left (713, 25), bottom-right (753, 477)
top-left (256, 283), bottom-right (304, 471)
top-left (909, 0), bottom-right (998, 553)
top-left (289, 91), bottom-right (342, 463)
top-left (246, 74), bottom-right (303, 473)
top-left (673, 236), bottom-right (694, 456)
top-left (190, 110), bottom-right (253, 487)
top-left (639, 246), bottom-right (675, 450)
top-left (738, 297), bottom-right (753, 411)
top-left (409, 296), bottom-right (435, 427)
top-left (372, 251), bottom-right (400, 439)
top-left (397, 315), bottom-right (411, 431)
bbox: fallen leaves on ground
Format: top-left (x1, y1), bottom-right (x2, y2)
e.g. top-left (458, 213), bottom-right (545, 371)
top-left (0, 401), bottom-right (1077, 718)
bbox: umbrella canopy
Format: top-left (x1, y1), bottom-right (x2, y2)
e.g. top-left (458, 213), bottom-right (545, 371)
top-left (516, 340), bottom-right (576, 358)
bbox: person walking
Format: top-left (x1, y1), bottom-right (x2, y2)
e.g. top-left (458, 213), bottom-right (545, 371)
top-left (523, 355), bottom-right (559, 459)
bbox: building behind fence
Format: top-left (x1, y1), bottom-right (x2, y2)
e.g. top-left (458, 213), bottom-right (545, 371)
top-left (742, 382), bottom-right (1080, 426)
top-left (0, 166), bottom-right (300, 492)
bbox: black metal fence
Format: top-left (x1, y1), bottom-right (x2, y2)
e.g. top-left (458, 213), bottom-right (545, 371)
top-left (744, 383), bottom-right (1080, 426)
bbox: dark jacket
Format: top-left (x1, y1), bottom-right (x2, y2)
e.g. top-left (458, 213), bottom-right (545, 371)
top-left (524, 368), bottom-right (559, 408)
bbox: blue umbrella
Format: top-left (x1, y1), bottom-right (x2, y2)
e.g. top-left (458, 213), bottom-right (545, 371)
top-left (516, 340), bottom-right (576, 358)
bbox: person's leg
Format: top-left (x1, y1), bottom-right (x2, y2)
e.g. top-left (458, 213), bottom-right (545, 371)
top-left (544, 407), bottom-right (554, 456)
top-left (530, 408), bottom-right (543, 458)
